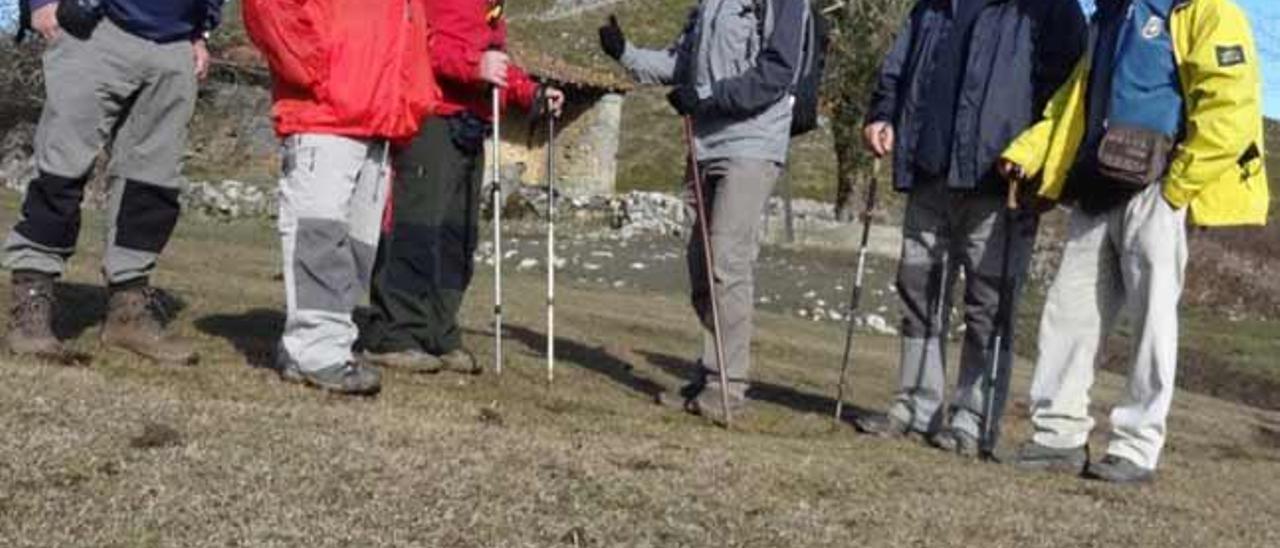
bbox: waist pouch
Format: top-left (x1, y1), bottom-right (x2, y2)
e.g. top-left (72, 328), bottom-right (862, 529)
top-left (1096, 125), bottom-right (1175, 188)
top-left (445, 112), bottom-right (492, 156)
top-left (56, 0), bottom-right (104, 40)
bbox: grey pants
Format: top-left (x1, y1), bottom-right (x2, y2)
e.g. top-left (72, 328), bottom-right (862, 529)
top-left (1030, 184), bottom-right (1187, 470)
top-left (889, 179), bottom-right (1035, 442)
top-left (2, 20), bottom-right (196, 284)
top-left (277, 135), bottom-right (390, 373)
top-left (686, 158), bottom-right (782, 400)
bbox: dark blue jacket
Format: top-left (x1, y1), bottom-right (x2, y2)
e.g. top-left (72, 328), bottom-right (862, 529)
top-left (29, 0), bottom-right (223, 43)
top-left (866, 0), bottom-right (1087, 192)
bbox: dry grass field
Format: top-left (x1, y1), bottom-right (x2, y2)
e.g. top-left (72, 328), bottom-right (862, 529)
top-left (2, 196), bottom-right (1280, 548)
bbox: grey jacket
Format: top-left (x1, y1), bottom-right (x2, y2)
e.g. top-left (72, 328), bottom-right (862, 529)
top-left (620, 0), bottom-right (807, 164)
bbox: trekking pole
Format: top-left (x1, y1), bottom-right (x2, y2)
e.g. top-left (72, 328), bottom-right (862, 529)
top-left (683, 116), bottom-right (732, 428)
top-left (545, 97), bottom-right (557, 385)
top-left (833, 159), bottom-right (881, 423)
top-left (981, 170), bottom-right (1022, 458)
top-left (491, 86), bottom-right (504, 375)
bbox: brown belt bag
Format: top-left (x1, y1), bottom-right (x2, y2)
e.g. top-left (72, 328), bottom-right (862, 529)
top-left (1096, 125), bottom-right (1175, 188)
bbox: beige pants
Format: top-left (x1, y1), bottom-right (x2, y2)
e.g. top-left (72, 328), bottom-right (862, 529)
top-left (1029, 183), bottom-right (1187, 470)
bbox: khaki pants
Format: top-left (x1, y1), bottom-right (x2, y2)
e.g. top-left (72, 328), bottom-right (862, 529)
top-left (1030, 183), bottom-right (1188, 470)
top-left (3, 19), bottom-right (196, 284)
top-left (686, 158), bottom-right (782, 400)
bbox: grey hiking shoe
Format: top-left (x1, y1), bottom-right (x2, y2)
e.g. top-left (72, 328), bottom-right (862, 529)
top-left (439, 348), bottom-right (482, 375)
top-left (100, 285), bottom-right (198, 366)
top-left (281, 361), bottom-right (382, 396)
top-left (361, 349), bottom-right (443, 374)
top-left (1085, 455), bottom-right (1155, 484)
top-left (687, 385), bottom-right (747, 426)
top-left (930, 428), bottom-right (980, 458)
top-left (1009, 441), bottom-right (1088, 475)
top-left (854, 412), bottom-right (912, 438)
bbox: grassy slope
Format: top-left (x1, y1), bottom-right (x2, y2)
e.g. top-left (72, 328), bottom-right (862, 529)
top-left (2, 205), bottom-right (1280, 544)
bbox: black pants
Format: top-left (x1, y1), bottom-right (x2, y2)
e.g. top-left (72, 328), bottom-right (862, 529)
top-left (365, 117), bottom-right (483, 355)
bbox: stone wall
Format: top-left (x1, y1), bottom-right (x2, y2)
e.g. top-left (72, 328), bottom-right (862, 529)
top-left (488, 92), bottom-right (623, 198)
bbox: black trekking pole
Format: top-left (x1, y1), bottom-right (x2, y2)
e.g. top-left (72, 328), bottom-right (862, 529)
top-left (833, 159), bottom-right (881, 424)
top-left (981, 170), bottom-right (1022, 458)
top-left (683, 116), bottom-right (732, 428)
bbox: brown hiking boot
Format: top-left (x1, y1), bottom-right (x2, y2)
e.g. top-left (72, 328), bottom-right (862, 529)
top-left (361, 348), bottom-right (444, 374)
top-left (100, 285), bottom-right (197, 366)
top-left (439, 348), bottom-right (482, 375)
top-left (5, 272), bottom-right (85, 364)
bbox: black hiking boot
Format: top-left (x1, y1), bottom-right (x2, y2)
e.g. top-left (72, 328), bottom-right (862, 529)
top-left (5, 271), bottom-right (87, 365)
top-left (361, 348), bottom-right (444, 374)
top-left (1008, 441), bottom-right (1088, 475)
top-left (1085, 455), bottom-right (1155, 484)
top-left (100, 284), bottom-right (198, 366)
top-left (280, 361), bottom-right (382, 396)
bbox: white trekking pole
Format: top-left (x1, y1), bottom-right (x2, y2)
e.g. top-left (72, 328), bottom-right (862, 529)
top-left (833, 158), bottom-right (881, 423)
top-left (545, 97), bottom-right (557, 385)
top-left (491, 87), bottom-right (504, 375)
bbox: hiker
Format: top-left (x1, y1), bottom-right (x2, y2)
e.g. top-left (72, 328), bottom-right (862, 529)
top-left (597, 0), bottom-right (807, 424)
top-left (1001, 0), bottom-right (1268, 483)
top-left (243, 0), bottom-right (439, 395)
top-left (854, 0), bottom-right (1086, 455)
top-left (359, 0), bottom-right (564, 375)
top-left (3, 0), bottom-right (226, 365)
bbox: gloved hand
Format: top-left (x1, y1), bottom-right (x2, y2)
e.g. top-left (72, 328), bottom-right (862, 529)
top-left (667, 86), bottom-right (710, 116)
top-left (598, 15), bottom-right (626, 61)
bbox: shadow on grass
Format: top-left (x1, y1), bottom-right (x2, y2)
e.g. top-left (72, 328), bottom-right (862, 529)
top-left (637, 349), bottom-right (876, 424)
top-left (194, 308), bottom-right (282, 369)
top-left (504, 324), bottom-right (669, 399)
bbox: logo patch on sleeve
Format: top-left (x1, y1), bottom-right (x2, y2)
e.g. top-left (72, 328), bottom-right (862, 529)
top-left (1216, 45), bottom-right (1246, 67)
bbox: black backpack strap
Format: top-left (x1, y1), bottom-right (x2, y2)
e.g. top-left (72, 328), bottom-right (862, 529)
top-left (16, 0), bottom-right (32, 44)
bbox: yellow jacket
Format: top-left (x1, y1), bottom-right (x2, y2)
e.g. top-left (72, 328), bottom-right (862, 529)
top-left (1002, 0), bottom-right (1269, 226)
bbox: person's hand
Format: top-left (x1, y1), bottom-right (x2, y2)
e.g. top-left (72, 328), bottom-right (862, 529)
top-left (997, 158), bottom-right (1024, 182)
top-left (667, 86), bottom-right (705, 116)
top-left (863, 122), bottom-right (894, 158)
top-left (599, 15), bottom-right (626, 61)
top-left (545, 87), bottom-right (565, 118)
top-left (32, 4), bottom-right (61, 42)
top-left (192, 38), bottom-right (210, 81)
top-left (479, 50), bottom-right (510, 87)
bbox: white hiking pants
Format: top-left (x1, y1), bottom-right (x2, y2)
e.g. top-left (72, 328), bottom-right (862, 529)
top-left (277, 134), bottom-right (390, 373)
top-left (1029, 183), bottom-right (1188, 470)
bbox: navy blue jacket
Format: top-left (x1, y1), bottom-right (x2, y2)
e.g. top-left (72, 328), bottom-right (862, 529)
top-left (30, 0), bottom-right (223, 43)
top-left (866, 0), bottom-right (1087, 192)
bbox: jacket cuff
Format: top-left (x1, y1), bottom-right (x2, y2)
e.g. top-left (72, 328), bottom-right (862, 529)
top-left (1162, 180), bottom-right (1196, 210)
top-left (29, 0), bottom-right (57, 10)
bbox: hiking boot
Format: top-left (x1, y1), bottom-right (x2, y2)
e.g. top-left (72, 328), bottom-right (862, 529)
top-left (655, 379), bottom-right (706, 409)
top-left (1085, 455), bottom-right (1155, 484)
top-left (5, 271), bottom-right (83, 364)
top-left (281, 361), bottom-right (382, 396)
top-left (100, 285), bottom-right (198, 366)
top-left (1008, 441), bottom-right (1088, 475)
top-left (854, 412), bottom-right (912, 438)
top-left (361, 348), bottom-right (443, 374)
top-left (439, 348), bottom-right (482, 375)
top-left (687, 385), bottom-right (747, 426)
top-left (930, 428), bottom-right (980, 459)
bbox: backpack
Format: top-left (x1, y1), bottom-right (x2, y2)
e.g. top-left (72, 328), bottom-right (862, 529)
top-left (755, 0), bottom-right (831, 136)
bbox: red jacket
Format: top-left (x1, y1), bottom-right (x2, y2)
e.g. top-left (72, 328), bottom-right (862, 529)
top-left (428, 0), bottom-right (538, 119)
top-left (242, 0), bottom-right (440, 141)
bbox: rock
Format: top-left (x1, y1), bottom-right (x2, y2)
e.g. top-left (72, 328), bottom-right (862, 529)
top-left (517, 258), bottom-right (539, 271)
top-left (582, 262), bottom-right (602, 271)
top-left (865, 314), bottom-right (897, 336)
top-left (629, 262), bottom-right (646, 270)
